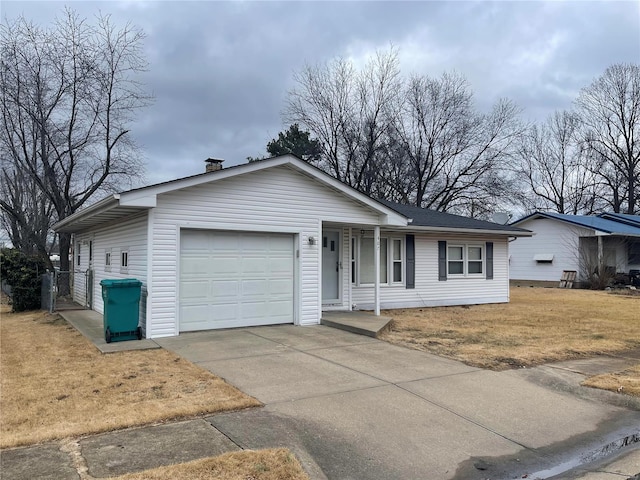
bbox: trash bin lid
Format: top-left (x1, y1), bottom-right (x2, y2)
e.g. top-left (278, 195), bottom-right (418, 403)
top-left (100, 278), bottom-right (142, 288)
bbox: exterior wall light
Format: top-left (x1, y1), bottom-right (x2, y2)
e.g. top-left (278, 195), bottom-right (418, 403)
top-left (308, 236), bottom-right (317, 245)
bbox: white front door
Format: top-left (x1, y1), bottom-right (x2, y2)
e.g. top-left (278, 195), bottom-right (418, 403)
top-left (322, 230), bottom-right (341, 303)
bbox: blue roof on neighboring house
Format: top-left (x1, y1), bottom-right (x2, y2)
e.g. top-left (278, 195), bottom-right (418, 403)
top-left (512, 211), bottom-right (640, 236)
top-left (598, 212), bottom-right (640, 228)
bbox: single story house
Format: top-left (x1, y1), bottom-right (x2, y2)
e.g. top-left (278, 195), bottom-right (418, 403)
top-left (509, 211), bottom-right (640, 286)
top-left (53, 155), bottom-right (531, 339)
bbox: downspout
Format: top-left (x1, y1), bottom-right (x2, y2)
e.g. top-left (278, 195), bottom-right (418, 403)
top-left (374, 225), bottom-right (380, 316)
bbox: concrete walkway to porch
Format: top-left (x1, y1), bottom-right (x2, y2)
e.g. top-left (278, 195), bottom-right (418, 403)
top-left (321, 310), bottom-right (392, 338)
top-left (57, 308), bottom-right (160, 353)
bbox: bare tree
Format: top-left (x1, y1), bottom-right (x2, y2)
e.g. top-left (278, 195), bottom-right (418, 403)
top-left (575, 63), bottom-right (640, 214)
top-left (1, 9), bottom-right (152, 285)
top-left (0, 163), bottom-right (55, 259)
top-left (284, 47), bottom-right (402, 196)
top-left (514, 110), bottom-right (600, 214)
top-left (392, 72), bottom-right (523, 214)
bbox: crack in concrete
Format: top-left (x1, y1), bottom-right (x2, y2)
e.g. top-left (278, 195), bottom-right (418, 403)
top-left (60, 439), bottom-right (93, 480)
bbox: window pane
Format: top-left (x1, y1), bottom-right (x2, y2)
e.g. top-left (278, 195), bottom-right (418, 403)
top-left (380, 238), bottom-right (388, 283)
top-left (393, 239), bottom-right (402, 261)
top-left (448, 261), bottom-right (464, 275)
top-left (468, 261), bottom-right (483, 274)
top-left (393, 262), bottom-right (402, 282)
top-left (360, 238), bottom-right (374, 284)
top-left (448, 246), bottom-right (463, 260)
top-left (468, 246), bottom-right (482, 261)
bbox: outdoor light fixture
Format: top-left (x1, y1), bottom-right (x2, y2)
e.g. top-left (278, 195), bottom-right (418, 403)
top-left (308, 236), bottom-right (316, 245)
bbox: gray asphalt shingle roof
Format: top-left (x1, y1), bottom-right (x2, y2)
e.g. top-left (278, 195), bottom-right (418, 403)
top-left (377, 200), bottom-right (529, 233)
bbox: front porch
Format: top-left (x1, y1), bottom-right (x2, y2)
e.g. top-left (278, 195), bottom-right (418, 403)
top-left (321, 310), bottom-right (393, 338)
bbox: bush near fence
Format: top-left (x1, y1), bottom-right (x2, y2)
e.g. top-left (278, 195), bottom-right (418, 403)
top-left (0, 248), bottom-right (47, 312)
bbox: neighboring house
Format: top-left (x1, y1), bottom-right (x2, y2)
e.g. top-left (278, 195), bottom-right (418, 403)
top-left (509, 212), bottom-right (640, 286)
top-left (53, 155), bottom-right (531, 339)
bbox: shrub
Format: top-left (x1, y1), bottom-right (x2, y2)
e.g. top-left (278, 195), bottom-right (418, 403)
top-left (0, 248), bottom-right (47, 311)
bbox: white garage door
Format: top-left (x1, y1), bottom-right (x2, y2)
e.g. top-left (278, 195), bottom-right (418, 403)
top-left (179, 230), bottom-right (294, 331)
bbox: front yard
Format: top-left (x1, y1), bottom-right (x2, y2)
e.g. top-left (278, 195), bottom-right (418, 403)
top-left (0, 303), bottom-right (309, 479)
top-left (381, 287), bottom-right (640, 395)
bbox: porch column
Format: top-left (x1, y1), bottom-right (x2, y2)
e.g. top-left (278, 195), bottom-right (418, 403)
top-left (374, 225), bottom-right (380, 316)
top-left (348, 227), bottom-right (353, 311)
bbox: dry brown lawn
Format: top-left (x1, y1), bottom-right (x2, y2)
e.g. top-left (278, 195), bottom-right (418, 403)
top-left (380, 287), bottom-right (640, 371)
top-left (111, 449), bottom-right (309, 480)
top-left (582, 364), bottom-right (640, 397)
top-left (0, 305), bottom-right (260, 449)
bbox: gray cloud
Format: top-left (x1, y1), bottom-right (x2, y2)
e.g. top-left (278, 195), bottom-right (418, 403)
top-left (3, 1), bottom-right (639, 185)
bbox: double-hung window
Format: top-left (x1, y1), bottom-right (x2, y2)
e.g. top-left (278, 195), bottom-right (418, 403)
top-left (353, 235), bottom-right (404, 285)
top-left (447, 244), bottom-right (484, 277)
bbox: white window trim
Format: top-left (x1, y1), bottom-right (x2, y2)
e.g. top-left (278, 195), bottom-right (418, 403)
top-left (354, 235), bottom-right (405, 286)
top-left (120, 249), bottom-right (129, 273)
top-left (105, 249), bottom-right (112, 272)
top-left (447, 244), bottom-right (485, 278)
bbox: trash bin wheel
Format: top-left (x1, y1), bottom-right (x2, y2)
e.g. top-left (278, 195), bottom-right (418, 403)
top-left (136, 326), bottom-right (142, 340)
top-left (105, 327), bottom-right (112, 343)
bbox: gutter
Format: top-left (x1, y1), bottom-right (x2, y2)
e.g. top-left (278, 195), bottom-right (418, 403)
top-left (396, 225), bottom-right (533, 237)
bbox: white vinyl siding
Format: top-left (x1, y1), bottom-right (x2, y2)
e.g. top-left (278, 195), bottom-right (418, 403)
top-left (509, 218), bottom-right (592, 282)
top-left (149, 166), bottom-right (381, 338)
top-left (84, 212), bottom-right (148, 326)
top-left (352, 234), bottom-right (509, 309)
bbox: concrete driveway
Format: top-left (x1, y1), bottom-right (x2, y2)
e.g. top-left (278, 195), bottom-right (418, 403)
top-left (156, 325), bottom-right (640, 480)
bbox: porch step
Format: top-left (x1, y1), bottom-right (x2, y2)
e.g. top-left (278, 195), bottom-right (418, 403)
top-left (321, 311), bottom-right (393, 338)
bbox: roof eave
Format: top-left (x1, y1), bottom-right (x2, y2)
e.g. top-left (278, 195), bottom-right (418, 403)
top-left (52, 195), bottom-right (121, 233)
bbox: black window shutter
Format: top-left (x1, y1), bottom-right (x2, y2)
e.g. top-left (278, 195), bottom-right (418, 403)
top-left (406, 235), bottom-right (415, 289)
top-left (438, 241), bottom-right (447, 281)
top-left (486, 242), bottom-right (494, 280)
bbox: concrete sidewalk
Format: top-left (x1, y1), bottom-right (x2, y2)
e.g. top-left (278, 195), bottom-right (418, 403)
top-left (2, 324), bottom-right (639, 479)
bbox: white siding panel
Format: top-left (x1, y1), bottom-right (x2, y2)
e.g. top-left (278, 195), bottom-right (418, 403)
top-left (352, 234), bottom-right (510, 309)
top-left (88, 213), bottom-right (148, 327)
top-left (149, 166), bottom-right (381, 337)
top-left (509, 218), bottom-right (592, 282)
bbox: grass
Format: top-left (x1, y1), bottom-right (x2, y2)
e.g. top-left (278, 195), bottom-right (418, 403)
top-left (582, 364), bottom-right (640, 397)
top-left (110, 448), bottom-right (309, 480)
top-left (0, 305), bottom-right (260, 449)
top-left (380, 287), bottom-right (640, 371)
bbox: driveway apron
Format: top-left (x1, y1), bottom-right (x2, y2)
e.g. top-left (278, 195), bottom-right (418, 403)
top-left (156, 325), bottom-right (640, 480)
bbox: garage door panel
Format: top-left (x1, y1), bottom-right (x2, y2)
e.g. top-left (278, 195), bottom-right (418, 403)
top-left (211, 280), bottom-right (240, 299)
top-left (269, 278), bottom-right (293, 295)
top-left (181, 230), bottom-right (212, 249)
top-left (180, 230), bottom-right (294, 332)
top-left (181, 256), bottom-right (210, 275)
top-left (211, 257), bottom-right (243, 275)
top-left (241, 279), bottom-right (269, 296)
top-left (241, 257), bottom-right (270, 274)
top-left (180, 280), bottom-right (210, 299)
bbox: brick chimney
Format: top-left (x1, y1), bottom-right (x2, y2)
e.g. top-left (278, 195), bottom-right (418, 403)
top-left (205, 158), bottom-right (224, 173)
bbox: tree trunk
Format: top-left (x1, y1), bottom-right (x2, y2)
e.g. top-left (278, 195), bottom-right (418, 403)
top-left (58, 233), bottom-right (72, 296)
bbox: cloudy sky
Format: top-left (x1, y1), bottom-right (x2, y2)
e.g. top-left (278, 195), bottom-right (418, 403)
top-left (3, 1), bottom-right (639, 186)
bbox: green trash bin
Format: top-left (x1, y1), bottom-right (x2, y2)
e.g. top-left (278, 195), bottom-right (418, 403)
top-left (100, 279), bottom-right (142, 343)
